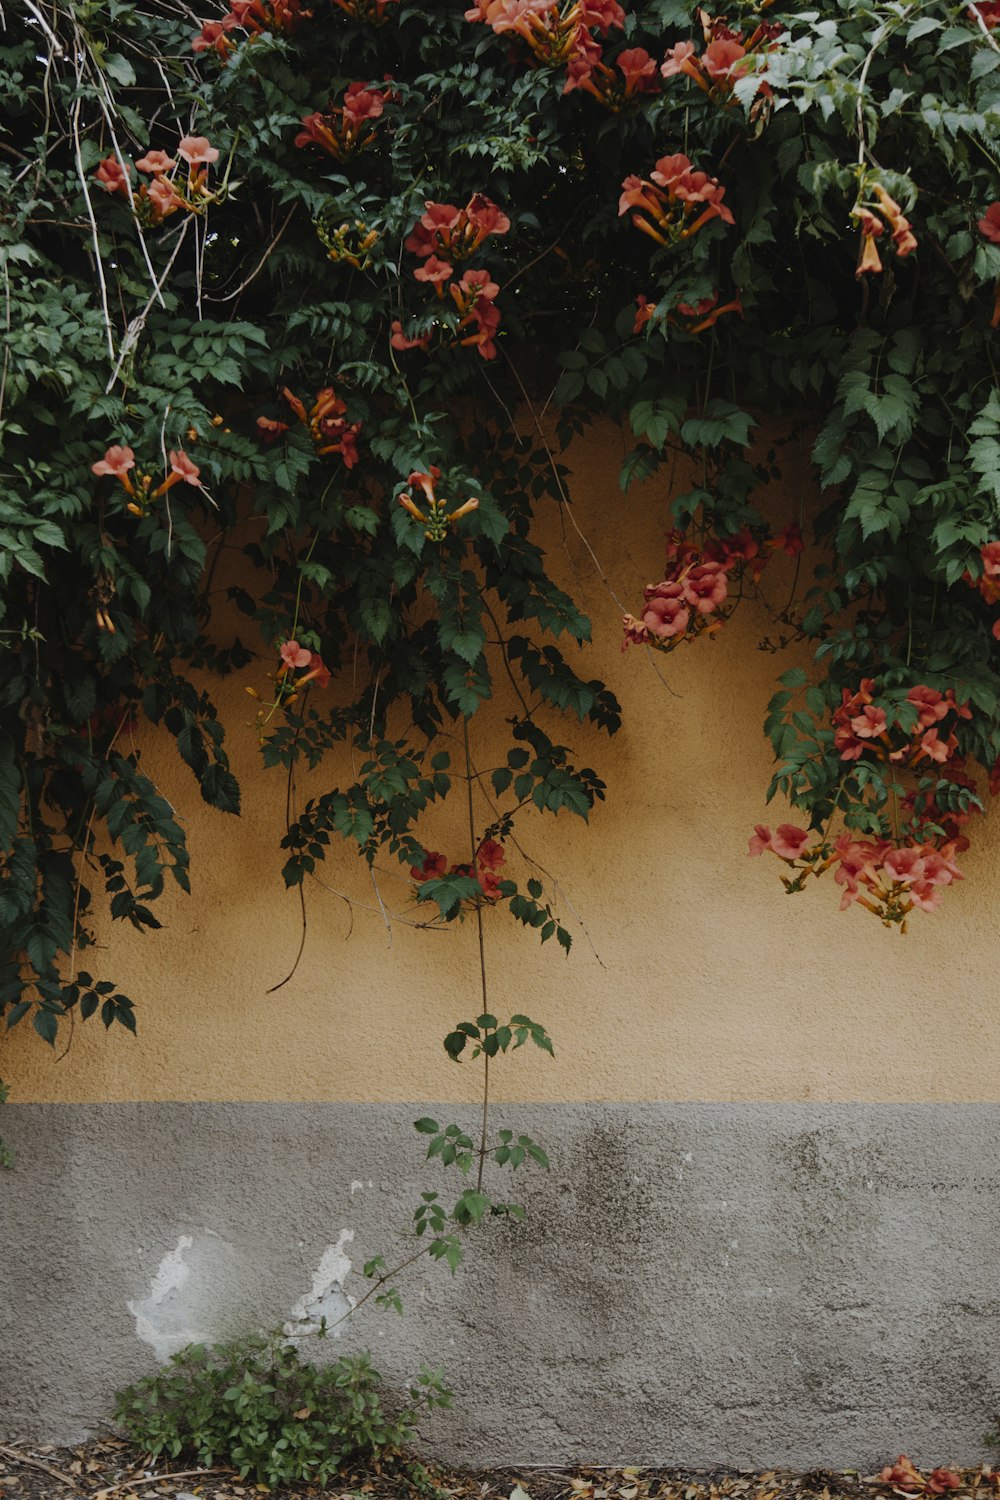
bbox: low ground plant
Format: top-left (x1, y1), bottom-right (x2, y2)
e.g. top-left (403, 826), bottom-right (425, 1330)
top-left (115, 1336), bottom-right (451, 1487)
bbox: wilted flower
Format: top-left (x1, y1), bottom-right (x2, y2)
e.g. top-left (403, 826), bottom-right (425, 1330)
top-left (410, 850), bottom-right (449, 881)
top-left (95, 156), bottom-right (130, 196)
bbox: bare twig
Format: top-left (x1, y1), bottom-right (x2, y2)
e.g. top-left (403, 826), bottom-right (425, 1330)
top-left (79, 36), bottom-right (165, 305)
top-left (970, 1), bottom-right (1000, 54)
top-left (503, 353), bottom-right (630, 613)
top-left (0, 1446), bottom-right (75, 1487)
top-left (20, 0), bottom-right (63, 56)
top-left (71, 94), bottom-right (115, 361)
top-left (106, 217), bottom-right (191, 392)
top-left (93, 1467), bottom-right (235, 1498)
top-left (205, 206), bottom-right (296, 302)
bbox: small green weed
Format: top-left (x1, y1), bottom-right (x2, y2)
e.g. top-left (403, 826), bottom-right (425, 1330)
top-left (115, 1336), bottom-right (452, 1487)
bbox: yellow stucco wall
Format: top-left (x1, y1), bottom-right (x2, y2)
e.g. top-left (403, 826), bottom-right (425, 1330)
top-left (6, 423), bottom-right (1000, 1104)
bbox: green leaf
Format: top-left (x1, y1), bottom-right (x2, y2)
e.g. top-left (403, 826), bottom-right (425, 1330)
top-left (32, 1011), bottom-right (58, 1046)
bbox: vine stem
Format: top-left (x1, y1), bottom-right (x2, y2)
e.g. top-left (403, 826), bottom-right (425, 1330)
top-left (463, 715), bottom-right (490, 1194)
top-left (57, 706), bottom-right (133, 1063)
top-left (311, 1243), bottom-right (433, 1338)
top-left (71, 92), bottom-right (114, 361)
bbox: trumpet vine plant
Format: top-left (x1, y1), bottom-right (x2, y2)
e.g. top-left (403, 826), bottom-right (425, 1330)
top-left (4, 0), bottom-right (1000, 1119)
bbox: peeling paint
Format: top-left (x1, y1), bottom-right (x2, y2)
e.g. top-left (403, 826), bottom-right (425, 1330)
top-left (284, 1229), bottom-right (355, 1337)
top-left (127, 1230), bottom-right (236, 1361)
top-left (128, 1235), bottom-right (198, 1360)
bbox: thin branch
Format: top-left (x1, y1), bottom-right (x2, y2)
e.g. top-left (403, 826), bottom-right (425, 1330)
top-left (267, 754), bottom-right (308, 992)
top-left (503, 352), bottom-right (630, 613)
top-left (468, 746), bottom-right (605, 967)
top-left (93, 1469), bottom-right (235, 1499)
top-left (106, 217), bottom-right (192, 393)
top-left (19, 0), bottom-right (64, 56)
top-left (266, 883), bottom-right (308, 993)
top-left (80, 36), bottom-right (165, 305)
top-left (205, 206), bottom-right (296, 302)
top-left (970, 1), bottom-right (1000, 54)
top-left (71, 94), bottom-right (115, 362)
top-left (464, 717), bottom-right (491, 1194)
top-left (0, 1447), bottom-right (74, 1488)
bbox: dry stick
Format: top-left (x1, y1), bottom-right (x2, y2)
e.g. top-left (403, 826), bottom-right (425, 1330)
top-left (970, 1), bottom-right (1000, 54)
top-left (0, 1445), bottom-right (76, 1487)
top-left (106, 216), bottom-right (192, 393)
top-left (19, 0), bottom-right (63, 55)
top-left (93, 1467), bottom-right (235, 1499)
top-left (81, 40), bottom-right (164, 305)
top-left (71, 92), bottom-right (115, 361)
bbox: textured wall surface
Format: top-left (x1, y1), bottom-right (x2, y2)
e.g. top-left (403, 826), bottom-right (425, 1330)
top-left (4, 1103), bottom-right (1000, 1465)
top-left (3, 425), bottom-right (999, 1459)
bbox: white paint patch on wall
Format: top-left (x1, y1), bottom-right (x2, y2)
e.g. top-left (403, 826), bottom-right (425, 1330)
top-left (284, 1229), bottom-right (355, 1338)
top-left (128, 1234), bottom-right (198, 1360)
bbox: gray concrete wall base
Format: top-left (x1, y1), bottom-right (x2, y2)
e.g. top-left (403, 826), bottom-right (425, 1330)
top-left (2, 1103), bottom-right (999, 1467)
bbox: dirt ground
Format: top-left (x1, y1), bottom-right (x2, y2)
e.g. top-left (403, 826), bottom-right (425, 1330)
top-left (1, 1440), bottom-right (998, 1500)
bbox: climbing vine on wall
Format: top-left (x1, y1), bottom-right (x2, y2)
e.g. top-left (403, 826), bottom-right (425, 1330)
top-left (4, 0), bottom-right (1000, 1093)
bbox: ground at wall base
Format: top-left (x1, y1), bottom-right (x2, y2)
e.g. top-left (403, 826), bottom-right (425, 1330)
top-left (0, 1442), bottom-right (996, 1500)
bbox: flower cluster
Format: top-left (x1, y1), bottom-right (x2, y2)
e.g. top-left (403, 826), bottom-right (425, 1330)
top-left (622, 525), bottom-right (801, 651)
top-left (880, 1459), bottom-right (961, 1495)
top-left (750, 821), bottom-right (965, 926)
top-left (831, 680), bottom-right (971, 768)
top-left (91, 445), bottom-right (201, 516)
top-left (633, 289), bottom-right (743, 336)
top-left (620, 154), bottom-right (734, 249)
top-left (853, 181), bottom-right (918, 277)
top-left (277, 639), bottom-right (330, 690)
top-left (464, 0), bottom-right (625, 92)
top-left (750, 682), bottom-right (983, 927)
top-left (330, 0), bottom-right (398, 19)
top-left (95, 137), bottom-right (222, 224)
top-left (315, 219), bottom-right (380, 268)
top-left (397, 469), bottom-right (479, 542)
top-left (258, 386), bottom-right (361, 467)
top-left (661, 13), bottom-right (781, 100)
top-left (392, 195), bottom-right (510, 360)
top-left (410, 838), bottom-right (507, 901)
top-left (247, 638), bottom-right (331, 727)
top-left (967, 539), bottom-right (1000, 635)
top-left (568, 46), bottom-right (660, 106)
top-left (295, 81), bottom-right (391, 161)
top-left (192, 0), bottom-right (306, 59)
